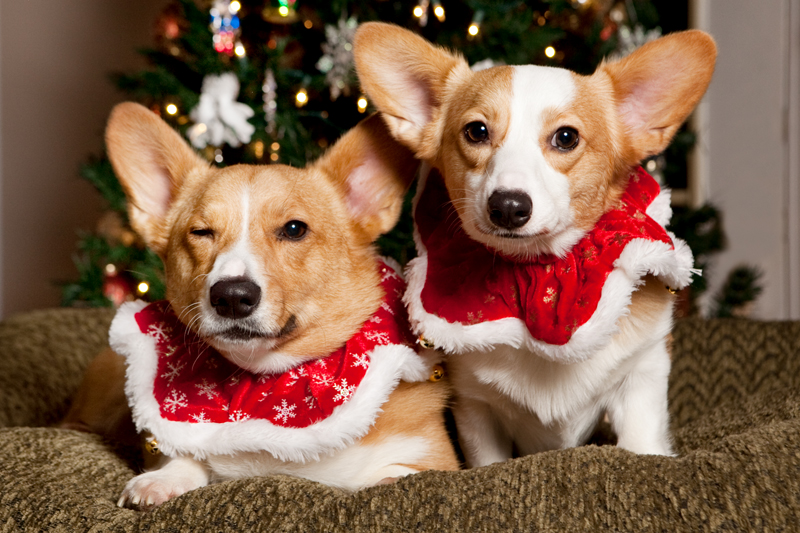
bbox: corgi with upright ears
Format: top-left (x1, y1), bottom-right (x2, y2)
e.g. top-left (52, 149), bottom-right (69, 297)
top-left (354, 23), bottom-right (716, 466)
top-left (65, 102), bottom-right (458, 509)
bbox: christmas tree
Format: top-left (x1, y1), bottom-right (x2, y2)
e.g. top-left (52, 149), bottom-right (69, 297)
top-left (61, 0), bottom-right (760, 317)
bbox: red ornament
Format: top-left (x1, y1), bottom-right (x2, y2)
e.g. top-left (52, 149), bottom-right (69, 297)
top-left (600, 20), bottom-right (617, 41)
top-left (103, 272), bottom-right (136, 307)
top-left (154, 3), bottom-right (185, 51)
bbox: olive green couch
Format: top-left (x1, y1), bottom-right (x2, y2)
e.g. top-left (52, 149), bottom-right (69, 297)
top-left (1, 308), bottom-right (799, 532)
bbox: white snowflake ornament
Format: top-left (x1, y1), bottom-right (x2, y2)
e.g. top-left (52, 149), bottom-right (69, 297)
top-left (316, 16), bottom-right (358, 100)
top-left (187, 72), bottom-right (255, 149)
top-left (609, 24), bottom-right (662, 61)
top-left (471, 58), bottom-right (504, 72)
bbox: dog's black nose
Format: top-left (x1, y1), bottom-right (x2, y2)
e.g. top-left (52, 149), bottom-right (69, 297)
top-left (487, 190), bottom-right (532, 230)
top-left (210, 278), bottom-right (261, 319)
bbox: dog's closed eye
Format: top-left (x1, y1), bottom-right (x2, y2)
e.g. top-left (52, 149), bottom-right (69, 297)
top-left (190, 228), bottom-right (215, 238)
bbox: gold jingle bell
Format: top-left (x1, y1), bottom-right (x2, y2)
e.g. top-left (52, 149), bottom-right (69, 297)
top-left (429, 364), bottom-right (445, 382)
top-left (417, 336), bottom-right (436, 349)
top-left (145, 437), bottom-right (161, 456)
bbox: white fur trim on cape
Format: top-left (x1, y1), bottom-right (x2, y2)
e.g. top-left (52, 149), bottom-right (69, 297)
top-left (404, 168), bottom-right (695, 364)
top-left (110, 301), bottom-right (430, 463)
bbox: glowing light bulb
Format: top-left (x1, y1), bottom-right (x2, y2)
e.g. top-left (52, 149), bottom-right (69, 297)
top-left (468, 24), bottom-right (479, 36)
top-left (295, 89), bottom-right (308, 106)
top-left (434, 5), bottom-right (445, 20)
top-left (357, 96), bottom-right (368, 112)
top-left (105, 264), bottom-right (117, 275)
top-left (271, 142), bottom-right (280, 151)
top-left (234, 43), bottom-right (246, 57)
top-left (270, 153), bottom-right (279, 161)
top-left (137, 282), bottom-right (150, 294)
top-left (229, 1), bottom-right (241, 13)
top-left (413, 6), bottom-right (424, 17)
top-left (165, 104), bottom-right (178, 115)
top-left (545, 46), bottom-right (556, 58)
top-left (278, 5), bottom-right (289, 16)
top-left (304, 19), bottom-right (313, 29)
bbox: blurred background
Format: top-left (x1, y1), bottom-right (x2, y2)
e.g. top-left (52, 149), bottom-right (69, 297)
top-left (0, 0), bottom-right (797, 320)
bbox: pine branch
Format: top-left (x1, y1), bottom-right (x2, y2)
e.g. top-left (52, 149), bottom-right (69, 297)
top-left (711, 266), bottom-right (764, 318)
top-left (80, 156), bottom-right (126, 213)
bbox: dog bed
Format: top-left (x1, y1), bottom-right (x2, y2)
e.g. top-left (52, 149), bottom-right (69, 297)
top-left (1, 307), bottom-right (799, 531)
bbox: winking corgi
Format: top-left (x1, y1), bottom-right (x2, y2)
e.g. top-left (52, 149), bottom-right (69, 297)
top-left (63, 102), bottom-right (458, 509)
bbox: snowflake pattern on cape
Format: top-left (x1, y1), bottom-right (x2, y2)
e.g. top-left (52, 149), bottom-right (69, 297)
top-left (134, 261), bottom-right (414, 428)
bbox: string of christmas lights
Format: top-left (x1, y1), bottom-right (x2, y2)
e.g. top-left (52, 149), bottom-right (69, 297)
top-left (68, 0), bottom-right (721, 311)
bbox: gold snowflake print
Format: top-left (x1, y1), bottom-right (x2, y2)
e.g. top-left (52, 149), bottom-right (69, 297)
top-left (466, 311), bottom-right (484, 324)
top-left (543, 287), bottom-right (559, 308)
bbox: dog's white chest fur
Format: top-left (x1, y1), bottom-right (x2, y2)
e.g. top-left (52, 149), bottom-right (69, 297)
top-left (448, 295), bottom-right (675, 463)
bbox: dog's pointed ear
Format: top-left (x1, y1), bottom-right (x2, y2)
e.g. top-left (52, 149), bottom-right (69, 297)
top-left (105, 102), bottom-right (209, 256)
top-left (601, 30), bottom-right (716, 162)
top-left (314, 114), bottom-right (418, 242)
top-left (354, 22), bottom-right (470, 159)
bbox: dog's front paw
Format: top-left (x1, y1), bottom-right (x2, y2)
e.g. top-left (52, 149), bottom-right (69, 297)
top-left (117, 457), bottom-right (209, 510)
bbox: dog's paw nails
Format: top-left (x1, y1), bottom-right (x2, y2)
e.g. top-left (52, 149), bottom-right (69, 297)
top-left (118, 470), bottom-right (203, 510)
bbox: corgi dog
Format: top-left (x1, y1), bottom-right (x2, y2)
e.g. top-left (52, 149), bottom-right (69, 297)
top-left (63, 102), bottom-right (458, 509)
top-left (354, 23), bottom-right (716, 466)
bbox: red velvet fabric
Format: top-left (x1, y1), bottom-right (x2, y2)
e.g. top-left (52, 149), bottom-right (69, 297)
top-left (135, 262), bottom-right (414, 428)
top-left (416, 167), bottom-right (672, 345)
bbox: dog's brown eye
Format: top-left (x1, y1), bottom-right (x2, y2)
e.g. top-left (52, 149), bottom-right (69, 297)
top-left (190, 228), bottom-right (214, 238)
top-left (280, 220), bottom-right (308, 241)
top-left (552, 127), bottom-right (579, 151)
top-left (464, 121), bottom-right (489, 143)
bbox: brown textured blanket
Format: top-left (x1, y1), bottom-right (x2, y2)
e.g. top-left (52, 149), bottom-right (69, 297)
top-left (1, 308), bottom-right (799, 532)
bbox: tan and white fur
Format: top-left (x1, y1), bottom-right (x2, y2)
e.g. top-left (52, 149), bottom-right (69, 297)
top-left (354, 23), bottom-right (716, 466)
top-left (63, 102), bottom-right (458, 509)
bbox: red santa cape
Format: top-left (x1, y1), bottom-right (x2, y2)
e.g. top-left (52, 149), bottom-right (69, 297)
top-left (404, 167), bottom-right (696, 363)
top-left (110, 261), bottom-right (432, 463)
